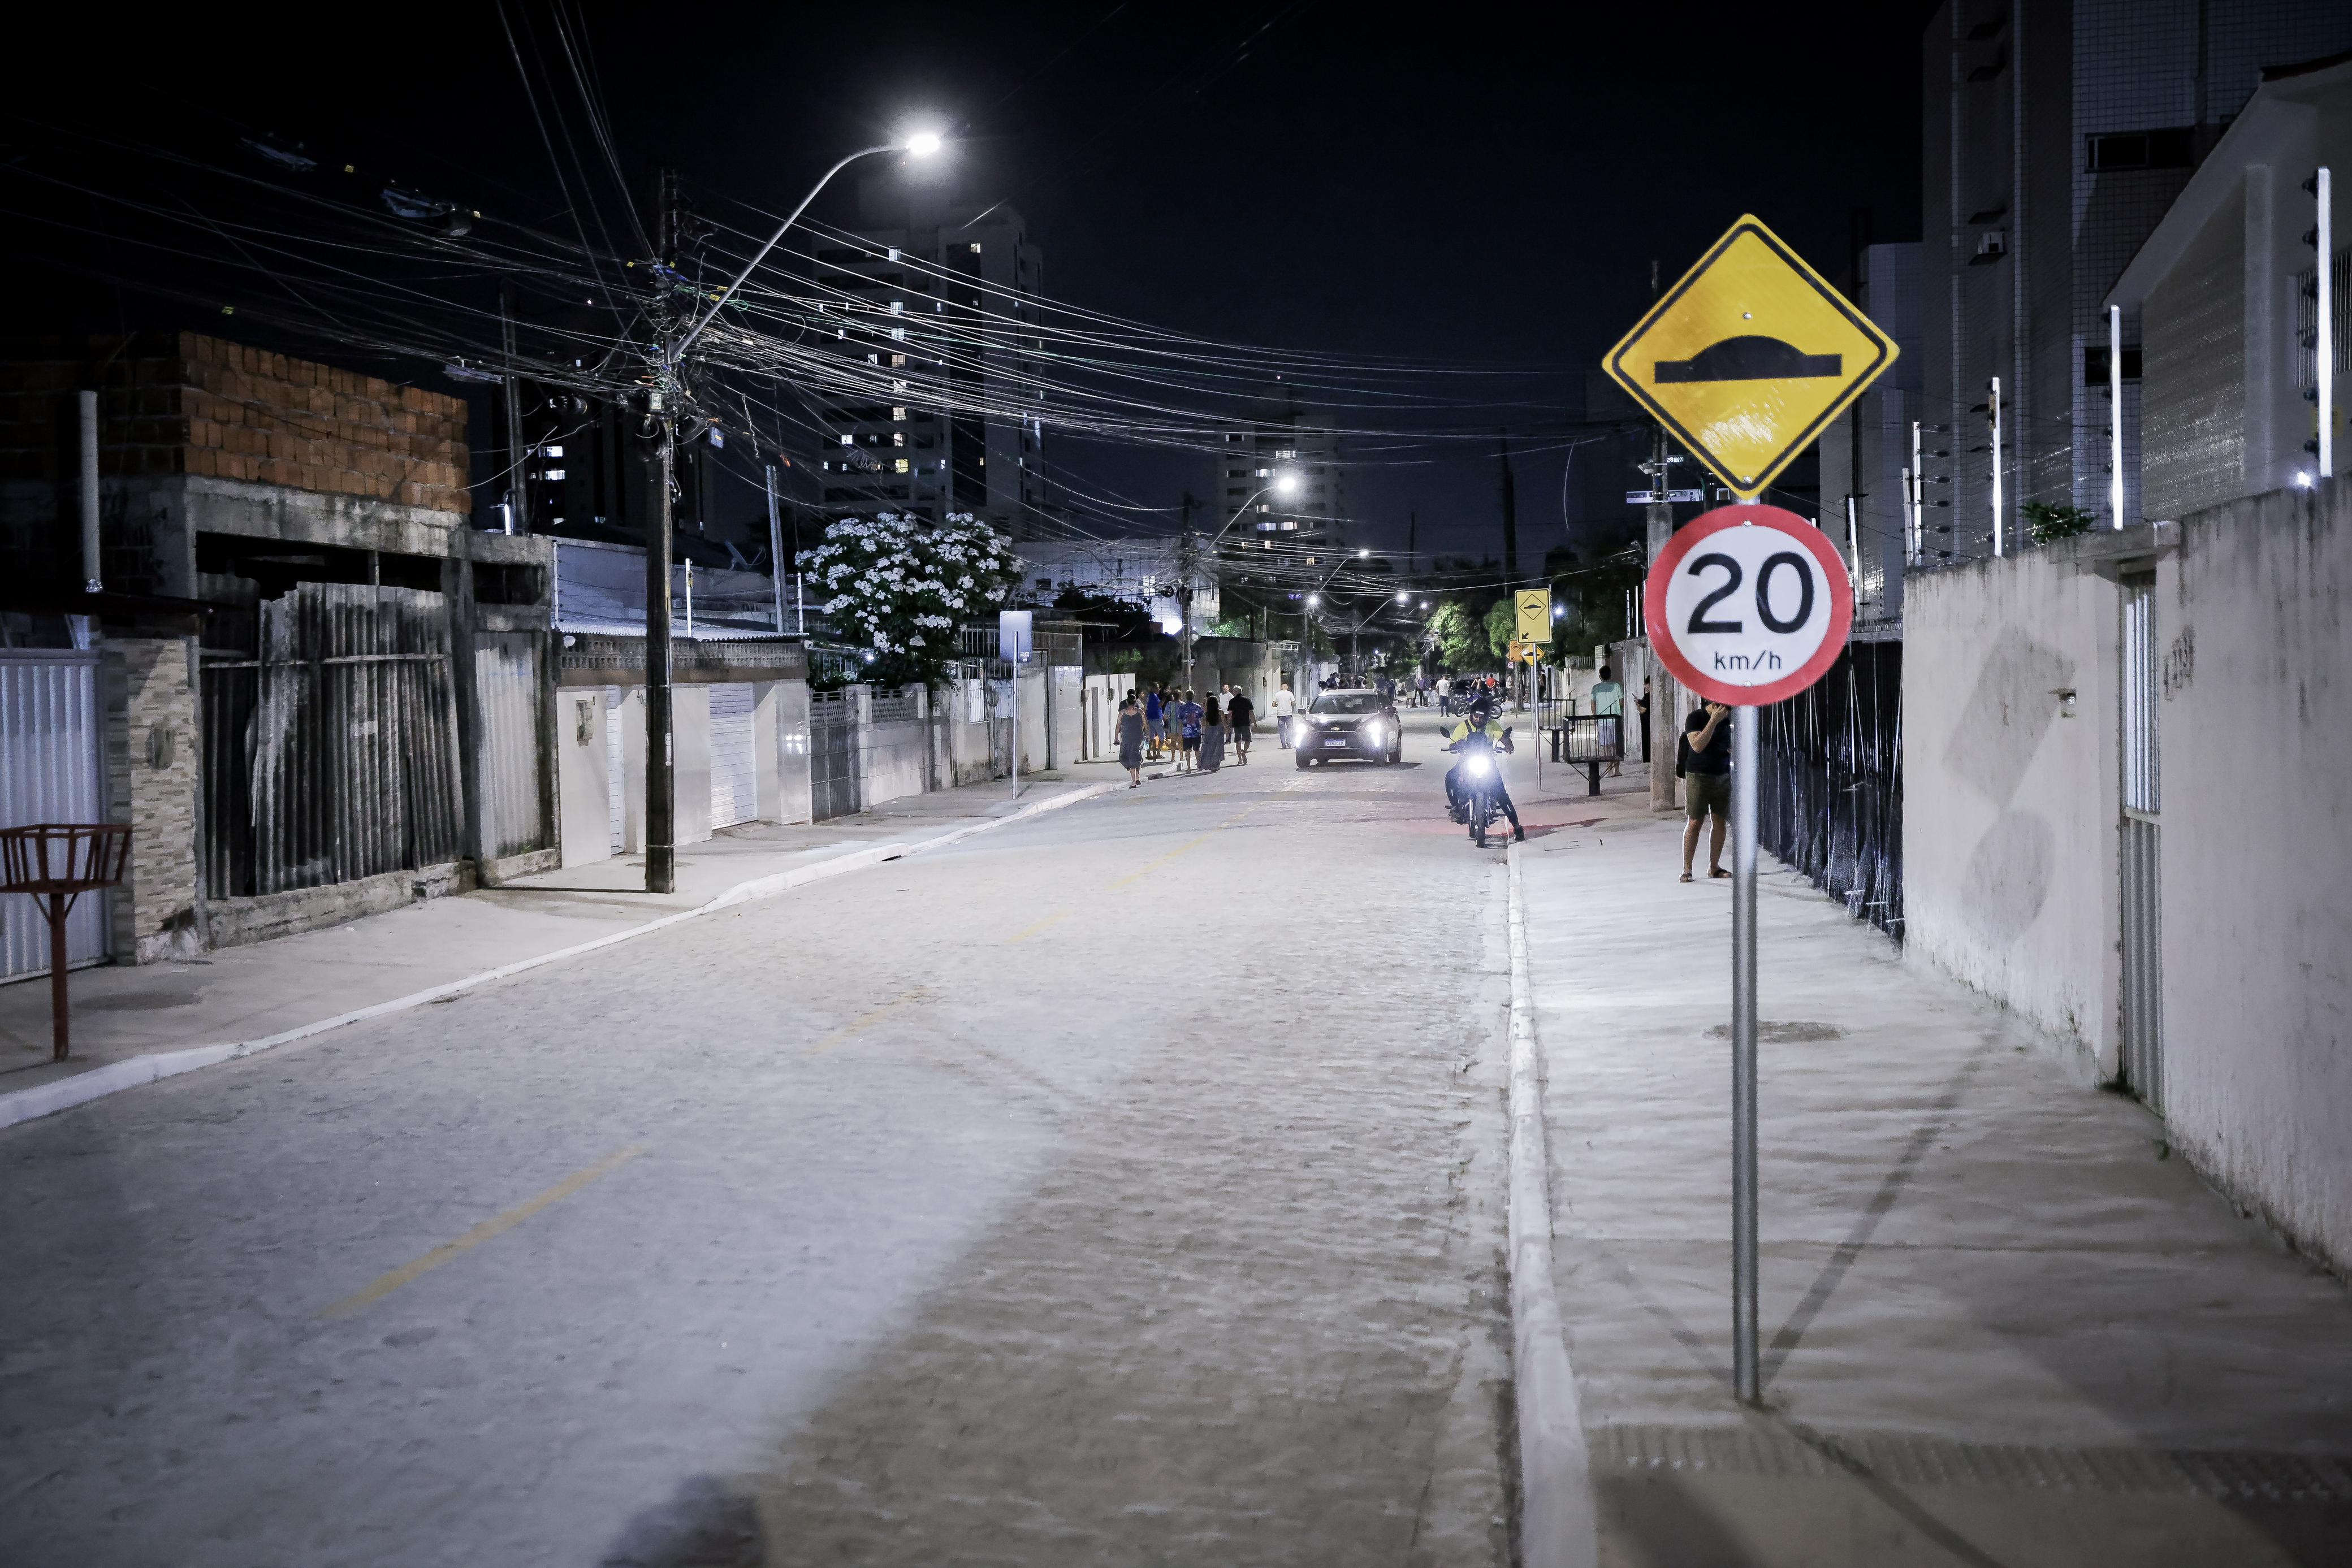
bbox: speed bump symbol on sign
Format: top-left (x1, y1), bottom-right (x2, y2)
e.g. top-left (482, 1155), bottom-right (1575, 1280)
top-left (1604, 214), bottom-right (1897, 499)
top-left (1515, 590), bottom-right (1552, 643)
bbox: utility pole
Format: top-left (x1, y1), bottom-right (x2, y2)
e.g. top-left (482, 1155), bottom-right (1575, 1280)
top-left (1645, 258), bottom-right (1681, 816)
top-left (1498, 432), bottom-right (1520, 587)
top-left (499, 280), bottom-right (528, 536)
top-left (1178, 491), bottom-right (1197, 691)
top-left (643, 167), bottom-right (681, 895)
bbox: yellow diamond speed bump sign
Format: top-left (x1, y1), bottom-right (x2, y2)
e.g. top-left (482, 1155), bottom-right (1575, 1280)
top-left (1515, 589), bottom-right (1552, 642)
top-left (1603, 214), bottom-right (1897, 499)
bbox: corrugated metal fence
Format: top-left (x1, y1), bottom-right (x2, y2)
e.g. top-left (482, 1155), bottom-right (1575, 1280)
top-left (473, 632), bottom-right (548, 861)
top-left (0, 650), bottom-right (109, 981)
top-left (202, 582), bottom-right (465, 896)
top-left (1755, 640), bottom-right (1904, 939)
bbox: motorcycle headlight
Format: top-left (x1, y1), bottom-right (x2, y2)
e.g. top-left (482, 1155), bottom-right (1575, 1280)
top-left (1467, 753), bottom-right (1492, 778)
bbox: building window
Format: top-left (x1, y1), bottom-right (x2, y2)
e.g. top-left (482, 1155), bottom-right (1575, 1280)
top-left (892, 407), bottom-right (908, 421)
top-left (543, 469), bottom-right (565, 480)
top-left (895, 458), bottom-right (910, 474)
top-left (2086, 128), bottom-right (2194, 173)
top-left (840, 434), bottom-right (854, 446)
top-left (892, 432), bottom-right (905, 447)
top-left (543, 445), bottom-right (564, 457)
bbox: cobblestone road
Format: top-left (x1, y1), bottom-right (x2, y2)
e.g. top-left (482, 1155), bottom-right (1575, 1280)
top-left (1, 716), bottom-right (1520, 1567)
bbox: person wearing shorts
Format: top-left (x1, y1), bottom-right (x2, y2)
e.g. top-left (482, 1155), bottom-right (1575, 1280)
top-left (1177, 690), bottom-right (1203, 772)
top-left (1144, 686), bottom-right (1167, 760)
top-left (1677, 703), bottom-right (1732, 882)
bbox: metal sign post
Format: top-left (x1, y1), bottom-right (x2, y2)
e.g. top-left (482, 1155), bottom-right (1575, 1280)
top-left (1644, 505), bottom-right (1854, 1405)
top-left (1001, 609), bottom-right (1034, 803)
top-left (1611, 214), bottom-right (1891, 1407)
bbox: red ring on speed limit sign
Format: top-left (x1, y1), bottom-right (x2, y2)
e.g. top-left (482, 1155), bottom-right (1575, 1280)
top-left (1643, 504), bottom-right (1854, 706)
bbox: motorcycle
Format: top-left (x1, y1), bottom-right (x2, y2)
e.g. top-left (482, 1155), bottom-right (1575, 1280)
top-left (1445, 726), bottom-right (1514, 848)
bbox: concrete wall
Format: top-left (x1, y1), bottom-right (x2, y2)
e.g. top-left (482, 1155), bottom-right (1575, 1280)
top-left (861, 685), bottom-right (930, 809)
top-left (102, 636), bottom-right (202, 962)
top-left (2158, 481), bottom-right (2352, 1270)
top-left (1905, 481), bottom-right (2352, 1274)
top-left (1904, 536), bottom-right (2122, 1077)
top-left (557, 687), bottom-right (612, 869)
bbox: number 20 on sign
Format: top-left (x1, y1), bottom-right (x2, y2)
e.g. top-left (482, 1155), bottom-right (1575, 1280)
top-left (1642, 504), bottom-right (1852, 707)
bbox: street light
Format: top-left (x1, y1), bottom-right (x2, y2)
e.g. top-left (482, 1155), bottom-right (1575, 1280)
top-left (1181, 469), bottom-right (1300, 682)
top-left (639, 127), bottom-right (941, 896)
top-left (676, 129), bottom-right (945, 358)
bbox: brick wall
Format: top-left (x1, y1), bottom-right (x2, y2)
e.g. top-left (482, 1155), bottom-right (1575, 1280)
top-left (0, 332), bottom-right (470, 514)
top-left (103, 637), bottom-right (203, 963)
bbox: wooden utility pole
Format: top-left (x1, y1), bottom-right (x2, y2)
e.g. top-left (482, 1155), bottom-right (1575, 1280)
top-left (1645, 258), bottom-right (1681, 815)
top-left (644, 168), bottom-right (681, 894)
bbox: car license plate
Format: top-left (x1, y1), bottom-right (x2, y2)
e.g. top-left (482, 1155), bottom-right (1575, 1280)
top-left (1324, 738), bottom-right (1349, 748)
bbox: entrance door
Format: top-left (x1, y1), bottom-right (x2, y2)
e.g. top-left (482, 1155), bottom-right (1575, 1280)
top-left (707, 683), bottom-right (756, 829)
top-left (1, 651), bottom-right (108, 982)
top-left (2120, 574), bottom-right (2163, 1107)
top-left (810, 691), bottom-right (855, 821)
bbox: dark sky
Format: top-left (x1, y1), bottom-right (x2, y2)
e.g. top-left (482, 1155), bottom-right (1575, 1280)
top-left (10, 0), bottom-right (1931, 557)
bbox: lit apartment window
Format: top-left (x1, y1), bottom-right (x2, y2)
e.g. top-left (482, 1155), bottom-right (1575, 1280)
top-left (888, 246), bottom-right (902, 261)
top-left (837, 434), bottom-right (853, 446)
top-left (890, 353), bottom-right (907, 367)
top-left (543, 445), bottom-right (563, 457)
top-left (543, 469), bottom-right (565, 480)
top-left (889, 300), bottom-right (904, 315)
top-left (970, 242), bottom-right (982, 253)
top-left (1257, 503), bottom-right (1269, 513)
top-left (1282, 520), bottom-right (1298, 530)
top-left (1257, 467), bottom-right (1272, 477)
top-left (892, 407), bottom-right (908, 421)
top-left (866, 353), bottom-right (880, 365)
top-left (890, 327), bottom-right (907, 341)
top-left (892, 380), bottom-right (910, 392)
top-left (892, 433), bottom-right (905, 447)
top-left (894, 458), bottom-right (910, 474)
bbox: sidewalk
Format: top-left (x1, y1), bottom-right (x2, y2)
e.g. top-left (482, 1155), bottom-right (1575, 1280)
top-left (0, 774), bottom-right (1108, 1127)
top-left (1514, 763), bottom-right (2352, 1566)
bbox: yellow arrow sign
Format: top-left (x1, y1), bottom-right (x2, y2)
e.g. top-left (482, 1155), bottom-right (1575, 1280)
top-left (1515, 590), bottom-right (1552, 643)
top-left (1603, 214), bottom-right (1897, 499)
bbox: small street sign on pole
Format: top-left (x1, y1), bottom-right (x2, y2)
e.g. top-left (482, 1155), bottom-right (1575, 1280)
top-left (1515, 589), bottom-right (1553, 643)
top-left (1612, 212), bottom-right (1886, 1410)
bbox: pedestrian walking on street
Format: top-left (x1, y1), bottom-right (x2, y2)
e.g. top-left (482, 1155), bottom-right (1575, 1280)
top-left (1678, 703), bottom-right (1733, 882)
top-left (1199, 693), bottom-right (1227, 772)
top-left (1178, 689), bottom-right (1203, 772)
top-left (1272, 679), bottom-right (1298, 749)
top-left (1228, 686), bottom-right (1254, 763)
top-left (1144, 685), bottom-right (1167, 761)
top-left (1117, 694), bottom-right (1146, 787)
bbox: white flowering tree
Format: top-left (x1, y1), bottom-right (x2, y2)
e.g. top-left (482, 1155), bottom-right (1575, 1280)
top-left (804, 512), bottom-right (1020, 688)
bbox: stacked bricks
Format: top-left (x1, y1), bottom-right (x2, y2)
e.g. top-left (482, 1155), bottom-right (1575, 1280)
top-left (0, 333), bottom-right (471, 515)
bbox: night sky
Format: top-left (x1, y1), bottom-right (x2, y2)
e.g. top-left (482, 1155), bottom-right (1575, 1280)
top-left (8, 0), bottom-right (1931, 560)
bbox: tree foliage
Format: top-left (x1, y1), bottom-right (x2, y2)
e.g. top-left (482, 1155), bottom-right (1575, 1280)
top-left (1425, 600), bottom-right (1487, 672)
top-left (2023, 500), bottom-right (2098, 543)
top-left (806, 512), bottom-right (1018, 688)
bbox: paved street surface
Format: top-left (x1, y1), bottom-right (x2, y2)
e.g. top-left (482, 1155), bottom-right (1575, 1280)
top-left (1522, 768), bottom-right (2352, 1566)
top-left (0, 721), bottom-right (1521, 1567)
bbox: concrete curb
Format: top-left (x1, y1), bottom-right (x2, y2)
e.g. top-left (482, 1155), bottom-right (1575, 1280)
top-left (1506, 843), bottom-right (1599, 1568)
top-left (1, 784), bottom-right (1115, 1134)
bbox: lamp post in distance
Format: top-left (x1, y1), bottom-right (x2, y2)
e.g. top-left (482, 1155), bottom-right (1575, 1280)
top-left (1183, 469), bottom-right (1298, 686)
top-left (639, 124), bottom-right (942, 896)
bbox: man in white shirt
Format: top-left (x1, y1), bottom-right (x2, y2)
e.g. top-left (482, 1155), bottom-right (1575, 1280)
top-left (1272, 681), bottom-right (1298, 749)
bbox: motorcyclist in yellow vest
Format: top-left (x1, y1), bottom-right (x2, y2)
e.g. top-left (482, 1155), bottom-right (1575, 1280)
top-left (1443, 697), bottom-right (1524, 841)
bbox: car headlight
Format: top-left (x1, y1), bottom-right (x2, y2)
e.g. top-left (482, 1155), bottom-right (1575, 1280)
top-left (1466, 753), bottom-right (1493, 777)
top-left (1364, 722), bottom-right (1383, 743)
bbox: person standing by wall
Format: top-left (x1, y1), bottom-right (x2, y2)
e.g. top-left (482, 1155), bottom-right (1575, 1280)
top-left (1228, 685), bottom-right (1255, 764)
top-left (1590, 664), bottom-right (1625, 778)
top-left (1677, 703), bottom-right (1733, 882)
top-left (1272, 680), bottom-right (1298, 750)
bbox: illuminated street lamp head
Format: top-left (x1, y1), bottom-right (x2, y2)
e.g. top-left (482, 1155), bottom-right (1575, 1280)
top-left (1273, 470), bottom-right (1300, 498)
top-left (902, 131), bottom-right (945, 157)
top-left (1306, 593), bottom-right (1321, 608)
top-left (1396, 591), bottom-right (1410, 603)
top-left (1356, 547), bottom-right (1370, 558)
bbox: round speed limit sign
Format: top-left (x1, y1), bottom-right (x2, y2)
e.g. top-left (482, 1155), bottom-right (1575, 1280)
top-left (1644, 504), bottom-right (1853, 705)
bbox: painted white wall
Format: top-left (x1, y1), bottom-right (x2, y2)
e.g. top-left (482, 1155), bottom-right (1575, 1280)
top-left (672, 685), bottom-right (711, 846)
top-left (861, 684), bottom-right (929, 808)
top-left (756, 679), bottom-right (814, 826)
top-left (556, 686), bottom-right (612, 868)
top-left (617, 687), bottom-right (647, 855)
top-left (1903, 539), bottom-right (2122, 1078)
top-left (2159, 482), bottom-right (2352, 1270)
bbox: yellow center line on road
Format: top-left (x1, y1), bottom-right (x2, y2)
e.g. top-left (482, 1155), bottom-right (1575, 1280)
top-left (1006, 911), bottom-right (1069, 943)
top-left (803, 985), bottom-right (932, 1058)
top-left (1109, 804), bottom-right (1260, 890)
top-left (318, 1142), bottom-right (650, 1320)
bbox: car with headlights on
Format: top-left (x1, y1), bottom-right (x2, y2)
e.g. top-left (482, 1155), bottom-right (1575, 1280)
top-left (1294, 689), bottom-right (1402, 766)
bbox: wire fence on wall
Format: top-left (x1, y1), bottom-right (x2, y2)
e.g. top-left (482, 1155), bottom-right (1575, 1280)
top-left (1755, 639), bottom-right (1904, 940)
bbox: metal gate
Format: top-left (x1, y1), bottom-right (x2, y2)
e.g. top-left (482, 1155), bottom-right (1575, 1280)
top-left (810, 690), bottom-right (855, 821)
top-left (2120, 574), bottom-right (2163, 1108)
top-left (606, 687), bottom-right (625, 854)
top-left (201, 582), bottom-right (464, 897)
top-left (1, 651), bottom-right (109, 981)
top-left (473, 632), bottom-right (548, 860)
top-left (708, 683), bottom-right (756, 829)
